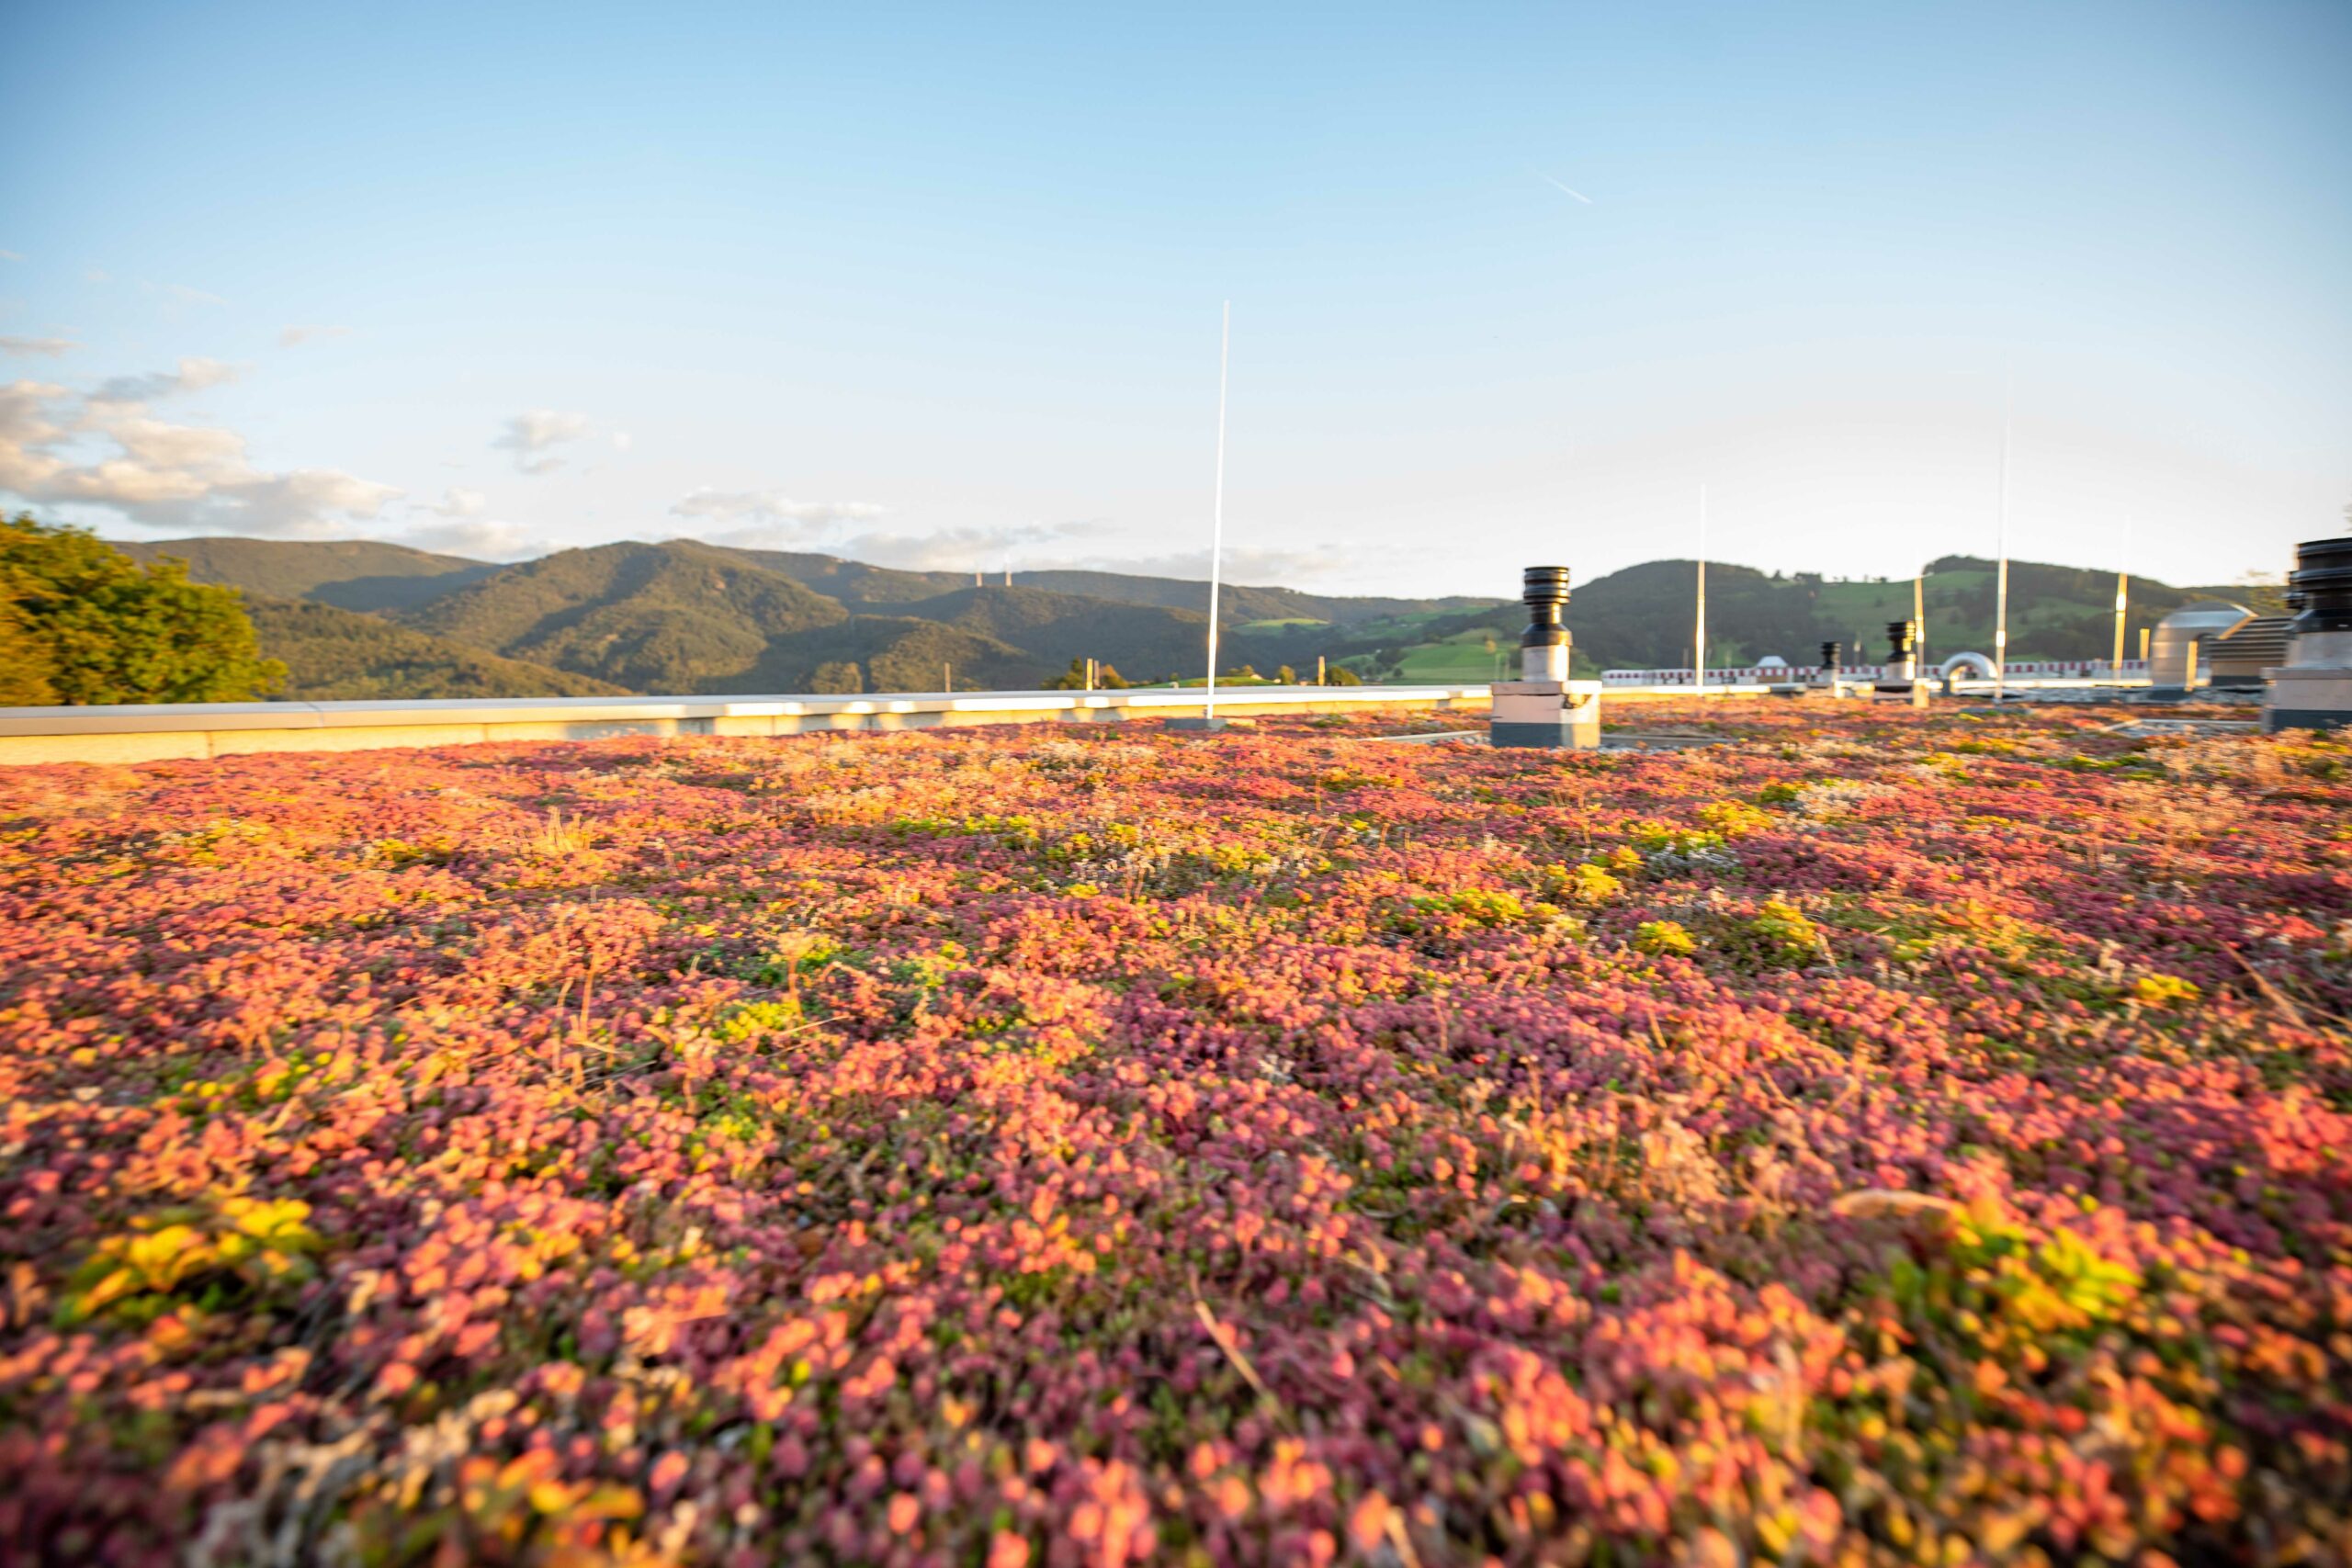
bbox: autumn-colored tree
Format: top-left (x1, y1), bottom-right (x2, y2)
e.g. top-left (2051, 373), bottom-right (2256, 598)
top-left (808, 660), bottom-right (864, 694)
top-left (0, 594), bottom-right (58, 705)
top-left (1043, 657), bottom-right (1131, 691)
top-left (0, 514), bottom-right (284, 705)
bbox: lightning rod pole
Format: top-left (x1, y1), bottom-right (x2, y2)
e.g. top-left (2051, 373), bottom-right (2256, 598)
top-left (1204, 302), bottom-right (1230, 718)
top-left (1995, 381), bottom-right (2012, 703)
top-left (1694, 485), bottom-right (1707, 696)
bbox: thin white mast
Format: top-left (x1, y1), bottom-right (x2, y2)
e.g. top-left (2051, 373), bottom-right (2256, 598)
top-left (1995, 379), bottom-right (2012, 702)
top-left (1693, 485), bottom-right (1707, 694)
top-left (1204, 302), bottom-right (1231, 718)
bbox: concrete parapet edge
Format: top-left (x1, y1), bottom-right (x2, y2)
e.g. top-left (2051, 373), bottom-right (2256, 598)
top-left (0, 684), bottom-right (1499, 766)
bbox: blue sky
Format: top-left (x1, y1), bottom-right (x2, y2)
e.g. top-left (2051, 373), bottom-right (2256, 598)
top-left (3, 1), bottom-right (2346, 595)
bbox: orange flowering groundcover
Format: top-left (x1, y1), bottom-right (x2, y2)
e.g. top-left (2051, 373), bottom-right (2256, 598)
top-left (2, 703), bottom-right (2347, 1566)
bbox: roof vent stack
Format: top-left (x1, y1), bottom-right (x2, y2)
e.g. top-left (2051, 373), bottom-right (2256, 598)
top-left (1813, 641), bottom-right (1844, 695)
top-left (1490, 566), bottom-right (1600, 749)
top-left (2264, 536), bottom-right (2352, 733)
top-left (1873, 621), bottom-right (1928, 707)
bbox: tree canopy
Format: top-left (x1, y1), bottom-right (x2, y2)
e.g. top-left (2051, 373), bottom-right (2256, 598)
top-left (0, 514), bottom-right (285, 705)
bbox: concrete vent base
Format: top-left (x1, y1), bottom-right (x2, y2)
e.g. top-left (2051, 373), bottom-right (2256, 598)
top-left (2263, 666), bottom-right (2352, 733)
top-left (1493, 720), bottom-right (1600, 750)
top-left (2263, 708), bottom-right (2352, 733)
top-left (1488, 680), bottom-right (1602, 750)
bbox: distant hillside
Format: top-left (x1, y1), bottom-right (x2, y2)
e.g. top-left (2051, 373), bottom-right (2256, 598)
top-left (1350, 555), bottom-right (2258, 678)
top-left (718, 549), bottom-right (972, 607)
top-left (117, 536), bottom-right (499, 613)
top-left (1001, 569), bottom-right (1487, 627)
top-left (889, 585), bottom-right (1211, 682)
top-left (397, 540), bottom-right (849, 691)
top-left (247, 597), bottom-right (627, 700)
top-left (102, 533), bottom-right (2269, 697)
top-left (725, 549), bottom-right (1486, 627)
top-left (735, 617), bottom-right (1048, 694)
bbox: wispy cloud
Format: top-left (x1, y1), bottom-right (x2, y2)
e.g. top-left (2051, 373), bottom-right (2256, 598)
top-left (1536, 170), bottom-right (1593, 204)
top-left (420, 487), bottom-right (486, 517)
top-left (491, 409), bottom-right (596, 475)
top-left (1059, 542), bottom-right (1362, 583)
top-left (0, 336), bottom-right (77, 358)
top-left (278, 324), bottom-right (352, 349)
top-left (0, 251), bottom-right (24, 264)
top-left (0, 370), bottom-right (399, 537)
top-left (379, 488), bottom-right (539, 558)
top-left (153, 282), bottom-right (228, 308)
top-left (91, 357), bottom-right (240, 404)
top-left (668, 490), bottom-right (1116, 573)
top-left (390, 517), bottom-right (539, 560)
top-left (669, 490), bottom-right (889, 528)
top-left (0, 380), bottom-right (73, 497)
top-left (828, 520), bottom-right (1113, 573)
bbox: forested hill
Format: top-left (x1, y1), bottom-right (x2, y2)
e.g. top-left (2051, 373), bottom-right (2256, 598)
top-left (1329, 555), bottom-right (2277, 679)
top-left (107, 533), bottom-right (2281, 696)
top-left (115, 536), bottom-right (1504, 696)
top-left (115, 537), bottom-right (499, 613)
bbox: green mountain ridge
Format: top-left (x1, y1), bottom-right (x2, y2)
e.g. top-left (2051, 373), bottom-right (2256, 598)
top-left (991, 568), bottom-right (1487, 627)
top-left (107, 533), bottom-right (2288, 698)
top-left (1328, 555), bottom-right (2283, 682)
top-left (117, 537), bottom-right (500, 613)
top-left (884, 584), bottom-right (1211, 682)
top-left (721, 549), bottom-right (973, 607)
top-left (397, 540), bottom-right (850, 691)
top-left (246, 596), bottom-right (629, 700)
top-left (736, 616), bottom-right (1046, 694)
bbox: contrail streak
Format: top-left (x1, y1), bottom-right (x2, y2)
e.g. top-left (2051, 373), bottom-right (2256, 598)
top-left (1536, 171), bottom-right (1592, 204)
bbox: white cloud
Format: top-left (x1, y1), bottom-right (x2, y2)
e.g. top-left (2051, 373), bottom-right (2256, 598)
top-left (0, 251), bottom-right (23, 263)
top-left (831, 525), bottom-right (1342, 580)
top-left (668, 490), bottom-right (1120, 573)
top-left (155, 282), bottom-right (227, 308)
top-left (391, 517), bottom-right (544, 560)
top-left (0, 336), bottom-right (76, 358)
top-left (666, 486), bottom-right (1351, 581)
top-left (0, 373), bottom-right (399, 537)
top-left (0, 381), bottom-right (72, 494)
top-left (422, 486), bottom-right (487, 517)
top-left (91, 356), bottom-right (241, 405)
top-left (222, 469), bottom-right (404, 534)
top-left (1057, 543), bottom-right (1364, 584)
top-left (492, 409), bottom-right (595, 475)
top-left (669, 489), bottom-right (889, 527)
top-left (278, 324), bottom-right (353, 348)
top-left (383, 489), bottom-right (534, 558)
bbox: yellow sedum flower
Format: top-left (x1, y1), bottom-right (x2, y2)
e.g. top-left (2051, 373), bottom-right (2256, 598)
top-left (2133, 973), bottom-right (2201, 1007)
top-left (66, 1195), bottom-right (321, 1323)
top-left (1634, 920), bottom-right (1697, 957)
